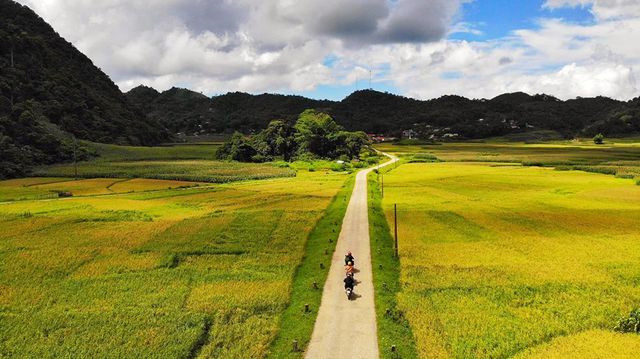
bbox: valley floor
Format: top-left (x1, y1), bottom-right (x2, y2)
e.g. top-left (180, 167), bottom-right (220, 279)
top-left (379, 161), bottom-right (640, 358)
top-left (0, 172), bottom-right (347, 357)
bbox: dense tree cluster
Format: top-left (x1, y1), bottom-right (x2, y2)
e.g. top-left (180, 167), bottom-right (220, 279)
top-left (216, 110), bottom-right (369, 162)
top-left (0, 0), bottom-right (168, 178)
top-left (126, 86), bottom-right (331, 135)
top-left (0, 100), bottom-right (93, 178)
top-left (128, 85), bottom-right (640, 140)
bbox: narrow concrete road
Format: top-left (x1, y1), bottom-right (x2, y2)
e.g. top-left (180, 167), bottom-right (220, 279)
top-left (305, 155), bottom-right (398, 359)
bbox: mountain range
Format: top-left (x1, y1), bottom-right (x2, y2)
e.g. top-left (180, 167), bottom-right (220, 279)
top-left (126, 85), bottom-right (640, 140)
top-left (1, 0), bottom-right (640, 179)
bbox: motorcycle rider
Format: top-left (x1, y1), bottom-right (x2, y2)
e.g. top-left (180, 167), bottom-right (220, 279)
top-left (344, 274), bottom-right (355, 292)
top-left (345, 261), bottom-right (355, 276)
top-left (344, 251), bottom-right (355, 265)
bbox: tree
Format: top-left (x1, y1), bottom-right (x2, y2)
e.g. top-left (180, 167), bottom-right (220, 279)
top-left (215, 132), bottom-right (256, 161)
top-left (334, 131), bottom-right (369, 158)
top-left (593, 133), bottom-right (604, 144)
top-left (294, 109), bottom-right (342, 157)
top-left (252, 120), bottom-right (296, 161)
top-left (216, 110), bottom-right (370, 163)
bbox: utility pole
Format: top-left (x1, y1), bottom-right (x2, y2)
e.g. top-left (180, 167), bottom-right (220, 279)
top-left (73, 136), bottom-right (78, 179)
top-left (369, 69), bottom-right (372, 90)
top-left (394, 203), bottom-right (398, 257)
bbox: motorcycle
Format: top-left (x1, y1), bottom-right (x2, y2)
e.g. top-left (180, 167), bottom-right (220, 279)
top-left (344, 272), bottom-right (355, 300)
top-left (345, 286), bottom-right (353, 300)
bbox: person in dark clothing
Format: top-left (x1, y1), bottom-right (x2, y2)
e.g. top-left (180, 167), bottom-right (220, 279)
top-left (344, 274), bottom-right (355, 290)
top-left (344, 251), bottom-right (354, 265)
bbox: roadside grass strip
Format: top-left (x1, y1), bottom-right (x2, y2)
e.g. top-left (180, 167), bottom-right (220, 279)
top-left (267, 175), bottom-right (355, 358)
top-left (369, 167), bottom-right (419, 359)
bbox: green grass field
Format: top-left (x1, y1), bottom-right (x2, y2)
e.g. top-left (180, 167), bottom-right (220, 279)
top-left (33, 142), bottom-right (374, 184)
top-left (0, 170), bottom-right (348, 358)
top-left (380, 162), bottom-right (640, 358)
top-left (376, 140), bottom-right (640, 182)
top-left (87, 141), bottom-right (222, 162)
top-left (33, 160), bottom-right (296, 183)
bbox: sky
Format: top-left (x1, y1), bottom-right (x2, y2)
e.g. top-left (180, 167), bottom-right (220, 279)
top-left (16, 0), bottom-right (640, 101)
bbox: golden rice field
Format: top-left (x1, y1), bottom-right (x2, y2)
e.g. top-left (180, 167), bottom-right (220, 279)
top-left (0, 171), bottom-right (347, 358)
top-left (0, 177), bottom-right (206, 202)
top-left (381, 162), bottom-right (640, 358)
top-left (376, 140), bottom-right (640, 167)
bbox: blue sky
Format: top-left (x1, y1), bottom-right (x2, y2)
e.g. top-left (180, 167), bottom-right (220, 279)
top-left (451, 0), bottom-right (595, 41)
top-left (300, 0), bottom-right (600, 100)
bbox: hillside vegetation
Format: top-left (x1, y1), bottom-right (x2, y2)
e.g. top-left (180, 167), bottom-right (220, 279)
top-left (127, 86), bottom-right (640, 140)
top-left (0, 0), bottom-right (168, 179)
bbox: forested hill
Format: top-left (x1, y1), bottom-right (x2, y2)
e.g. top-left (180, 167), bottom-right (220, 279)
top-left (0, 0), bottom-right (168, 178)
top-left (127, 86), bottom-right (640, 139)
top-left (126, 86), bottom-right (333, 136)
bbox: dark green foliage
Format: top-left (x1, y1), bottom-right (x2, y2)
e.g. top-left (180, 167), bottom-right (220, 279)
top-left (129, 86), bottom-right (640, 141)
top-left (408, 153), bottom-right (439, 163)
top-left (0, 100), bottom-right (92, 178)
top-left (294, 110), bottom-right (342, 156)
top-left (593, 133), bottom-right (605, 144)
top-left (215, 132), bottom-right (256, 162)
top-left (252, 120), bottom-right (297, 161)
top-left (614, 308), bottom-right (640, 333)
top-left (216, 110), bottom-right (370, 162)
top-left (0, 0), bottom-right (168, 178)
top-left (125, 87), bottom-right (330, 135)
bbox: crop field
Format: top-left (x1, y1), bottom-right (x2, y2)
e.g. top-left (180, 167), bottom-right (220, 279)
top-left (87, 142), bottom-right (222, 162)
top-left (380, 162), bottom-right (640, 358)
top-left (0, 177), bottom-right (206, 202)
top-left (33, 160), bottom-right (296, 183)
top-left (0, 171), bottom-right (348, 358)
top-left (376, 140), bottom-right (640, 174)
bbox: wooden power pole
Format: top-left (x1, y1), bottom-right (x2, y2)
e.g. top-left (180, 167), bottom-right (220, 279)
top-left (73, 136), bottom-right (78, 179)
top-left (394, 203), bottom-right (398, 257)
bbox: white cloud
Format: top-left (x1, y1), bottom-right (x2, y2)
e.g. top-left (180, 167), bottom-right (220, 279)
top-left (14, 0), bottom-right (640, 100)
top-left (16, 0), bottom-right (464, 95)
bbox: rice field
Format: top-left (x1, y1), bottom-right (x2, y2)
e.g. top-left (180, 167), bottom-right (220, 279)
top-left (87, 141), bottom-right (222, 162)
top-left (32, 160), bottom-right (295, 183)
top-left (0, 177), bottom-right (206, 202)
top-left (380, 162), bottom-right (640, 358)
top-left (376, 140), bottom-right (640, 166)
top-left (0, 170), bottom-right (348, 358)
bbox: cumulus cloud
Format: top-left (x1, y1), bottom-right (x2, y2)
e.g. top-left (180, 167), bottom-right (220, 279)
top-left (14, 0), bottom-right (640, 100)
top-left (16, 0), bottom-right (463, 94)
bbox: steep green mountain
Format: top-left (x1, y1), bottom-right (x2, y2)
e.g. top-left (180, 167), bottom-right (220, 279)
top-left (0, 0), bottom-right (168, 178)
